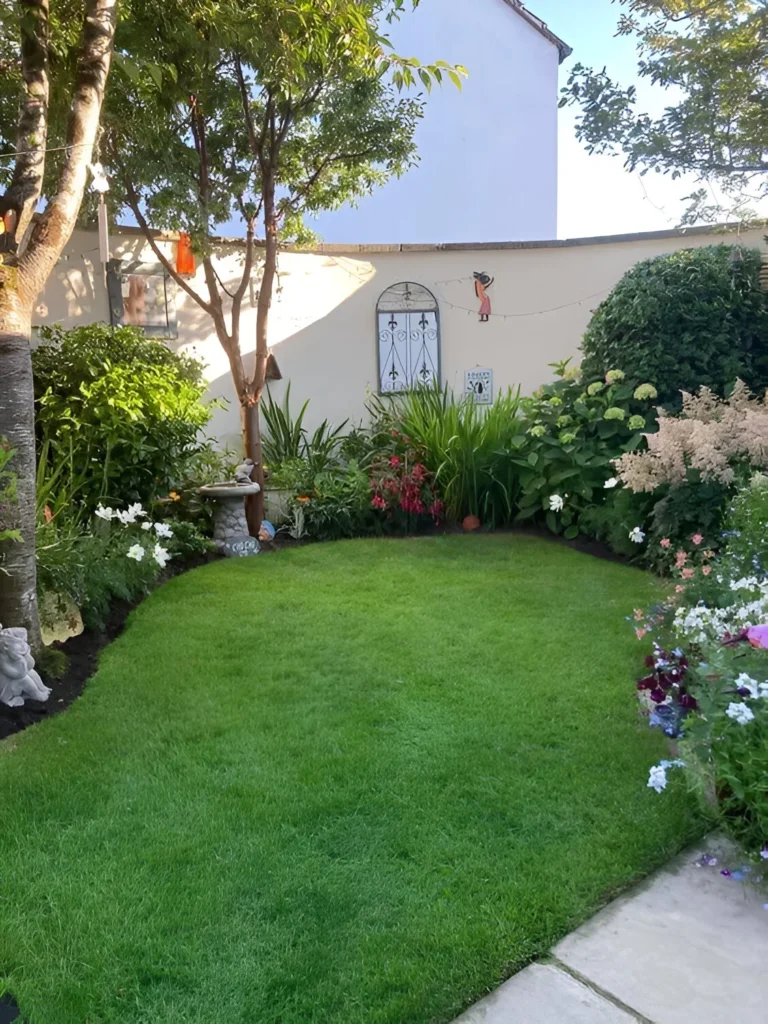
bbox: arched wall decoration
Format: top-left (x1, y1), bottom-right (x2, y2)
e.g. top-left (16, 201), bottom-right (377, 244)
top-left (376, 282), bottom-right (440, 393)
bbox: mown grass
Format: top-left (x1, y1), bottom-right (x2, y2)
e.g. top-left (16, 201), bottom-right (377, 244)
top-left (0, 535), bottom-right (700, 1024)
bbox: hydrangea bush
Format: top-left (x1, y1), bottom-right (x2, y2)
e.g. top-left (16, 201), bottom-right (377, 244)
top-left (511, 362), bottom-right (659, 538)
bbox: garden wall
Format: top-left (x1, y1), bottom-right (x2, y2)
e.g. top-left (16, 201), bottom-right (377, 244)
top-left (35, 222), bottom-right (767, 448)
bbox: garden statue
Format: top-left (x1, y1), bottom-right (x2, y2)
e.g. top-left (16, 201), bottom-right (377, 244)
top-left (0, 625), bottom-right (52, 708)
top-left (234, 459), bottom-right (256, 485)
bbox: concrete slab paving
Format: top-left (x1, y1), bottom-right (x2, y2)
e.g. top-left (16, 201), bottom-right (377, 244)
top-left (554, 839), bottom-right (768, 1024)
top-left (452, 963), bottom-right (637, 1023)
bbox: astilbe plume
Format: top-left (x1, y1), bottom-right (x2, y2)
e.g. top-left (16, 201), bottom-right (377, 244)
top-left (615, 381), bottom-right (768, 493)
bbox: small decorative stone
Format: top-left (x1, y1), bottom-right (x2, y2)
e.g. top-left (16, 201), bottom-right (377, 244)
top-left (0, 625), bottom-right (52, 708)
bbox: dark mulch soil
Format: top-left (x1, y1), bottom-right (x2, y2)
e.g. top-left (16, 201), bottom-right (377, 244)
top-left (0, 993), bottom-right (20, 1023)
top-left (0, 553), bottom-right (220, 744)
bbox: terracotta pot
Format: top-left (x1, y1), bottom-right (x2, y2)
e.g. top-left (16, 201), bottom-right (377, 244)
top-left (462, 514), bottom-right (481, 532)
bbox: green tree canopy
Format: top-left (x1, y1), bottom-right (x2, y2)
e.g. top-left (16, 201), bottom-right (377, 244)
top-left (561, 0), bottom-right (768, 223)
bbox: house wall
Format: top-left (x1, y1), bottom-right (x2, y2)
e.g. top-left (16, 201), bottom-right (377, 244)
top-left (34, 224), bottom-right (767, 452)
top-left (309, 0), bottom-right (562, 243)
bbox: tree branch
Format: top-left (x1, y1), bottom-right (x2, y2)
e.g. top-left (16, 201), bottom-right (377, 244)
top-left (19, 0), bottom-right (117, 302)
top-left (122, 175), bottom-right (214, 316)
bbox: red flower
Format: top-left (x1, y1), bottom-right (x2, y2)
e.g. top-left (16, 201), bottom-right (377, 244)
top-left (389, 456), bottom-right (401, 468)
top-left (371, 495), bottom-right (387, 511)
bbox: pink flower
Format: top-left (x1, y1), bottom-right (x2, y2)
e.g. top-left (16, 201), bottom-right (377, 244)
top-left (635, 628), bottom-right (647, 640)
top-left (389, 456), bottom-right (401, 468)
top-left (660, 538), bottom-right (671, 549)
top-left (675, 550), bottom-right (688, 568)
top-left (371, 495), bottom-right (387, 511)
top-left (691, 533), bottom-right (704, 546)
top-left (675, 585), bottom-right (686, 594)
top-left (747, 625), bottom-right (768, 650)
top-left (702, 565), bottom-right (712, 576)
top-left (681, 568), bottom-right (695, 579)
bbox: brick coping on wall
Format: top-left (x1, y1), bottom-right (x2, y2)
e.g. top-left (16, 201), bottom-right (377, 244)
top-left (110, 220), bottom-right (767, 254)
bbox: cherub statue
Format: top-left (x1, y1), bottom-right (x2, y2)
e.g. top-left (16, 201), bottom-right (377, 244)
top-left (0, 625), bottom-right (52, 707)
top-left (234, 459), bottom-right (256, 485)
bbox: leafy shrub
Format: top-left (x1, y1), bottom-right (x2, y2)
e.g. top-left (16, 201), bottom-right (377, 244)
top-left (613, 381), bottom-right (768, 569)
top-left (289, 463), bottom-right (375, 542)
top-left (0, 438), bottom-right (21, 545)
top-left (37, 501), bottom-right (206, 630)
top-left (512, 365), bottom-right (658, 538)
top-left (32, 324), bottom-right (214, 511)
top-left (719, 473), bottom-right (768, 579)
top-left (633, 507), bottom-right (768, 855)
top-left (581, 246), bottom-right (768, 407)
top-left (368, 384), bottom-right (525, 526)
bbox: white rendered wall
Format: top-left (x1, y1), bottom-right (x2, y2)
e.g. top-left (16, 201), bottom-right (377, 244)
top-left (309, 0), bottom-right (561, 244)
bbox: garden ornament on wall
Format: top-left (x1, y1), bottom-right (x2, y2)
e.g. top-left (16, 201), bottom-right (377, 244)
top-left (473, 272), bottom-right (494, 322)
top-left (0, 625), bottom-right (52, 708)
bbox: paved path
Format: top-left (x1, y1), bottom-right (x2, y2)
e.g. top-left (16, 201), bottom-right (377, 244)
top-left (452, 838), bottom-right (768, 1023)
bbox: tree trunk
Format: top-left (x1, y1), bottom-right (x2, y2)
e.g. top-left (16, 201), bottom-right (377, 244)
top-left (243, 395), bottom-right (264, 533)
top-left (0, 296), bottom-right (41, 648)
top-left (245, 173), bottom-right (278, 535)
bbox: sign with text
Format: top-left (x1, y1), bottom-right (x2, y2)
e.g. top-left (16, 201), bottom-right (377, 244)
top-left (465, 369), bottom-right (493, 404)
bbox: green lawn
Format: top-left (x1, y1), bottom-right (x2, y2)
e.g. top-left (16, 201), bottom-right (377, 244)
top-left (0, 535), bottom-right (699, 1024)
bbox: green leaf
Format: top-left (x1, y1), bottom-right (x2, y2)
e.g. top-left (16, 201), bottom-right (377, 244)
top-left (564, 525), bottom-right (579, 540)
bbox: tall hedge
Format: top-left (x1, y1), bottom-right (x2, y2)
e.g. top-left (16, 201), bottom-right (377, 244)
top-left (581, 245), bottom-right (768, 406)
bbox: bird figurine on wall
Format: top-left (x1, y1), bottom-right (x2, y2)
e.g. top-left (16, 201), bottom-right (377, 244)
top-left (473, 271), bottom-right (494, 322)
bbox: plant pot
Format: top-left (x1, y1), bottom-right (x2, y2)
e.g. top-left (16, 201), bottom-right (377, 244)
top-left (264, 487), bottom-right (292, 526)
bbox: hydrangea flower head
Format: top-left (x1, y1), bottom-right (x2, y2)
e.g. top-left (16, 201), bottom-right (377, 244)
top-left (603, 407), bottom-right (626, 421)
top-left (628, 415), bottom-right (646, 431)
top-left (605, 369), bottom-right (625, 384)
top-left (634, 383), bottom-right (658, 401)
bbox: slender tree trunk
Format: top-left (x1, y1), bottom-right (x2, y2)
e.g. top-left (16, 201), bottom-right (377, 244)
top-left (0, 297), bottom-right (40, 647)
top-left (245, 174), bottom-right (278, 533)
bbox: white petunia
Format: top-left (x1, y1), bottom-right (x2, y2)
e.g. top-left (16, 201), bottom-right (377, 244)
top-left (726, 702), bottom-right (755, 726)
top-left (604, 477), bottom-right (619, 489)
top-left (647, 765), bottom-right (668, 793)
top-left (95, 505), bottom-right (114, 521)
top-left (549, 494), bottom-right (564, 512)
top-left (141, 521), bottom-right (153, 531)
top-left (154, 522), bottom-right (174, 539)
top-left (629, 526), bottom-right (646, 544)
top-left (647, 759), bottom-right (685, 794)
top-left (736, 673), bottom-right (761, 699)
top-left (152, 543), bottom-right (171, 568)
top-left (126, 544), bottom-right (145, 562)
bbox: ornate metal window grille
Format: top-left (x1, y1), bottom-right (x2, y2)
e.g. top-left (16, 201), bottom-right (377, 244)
top-left (376, 282), bottom-right (440, 393)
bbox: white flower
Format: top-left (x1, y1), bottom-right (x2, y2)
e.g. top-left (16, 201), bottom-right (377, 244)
top-left (154, 522), bottom-right (174, 539)
top-left (126, 544), bottom-right (145, 562)
top-left (95, 505), bottom-right (114, 521)
top-left (726, 702), bottom-right (755, 726)
top-left (647, 759), bottom-right (685, 794)
top-left (141, 521), bottom-right (153, 531)
top-left (735, 674), bottom-right (761, 699)
top-left (152, 543), bottom-right (171, 568)
top-left (549, 494), bottom-right (564, 512)
top-left (629, 526), bottom-right (646, 544)
top-left (115, 503), bottom-right (147, 526)
top-left (647, 765), bottom-right (668, 793)
top-left (604, 477), bottom-right (619, 489)
top-left (127, 502), bottom-right (146, 518)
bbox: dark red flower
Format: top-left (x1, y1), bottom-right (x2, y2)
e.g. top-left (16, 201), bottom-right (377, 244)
top-left (389, 455), bottom-right (401, 468)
